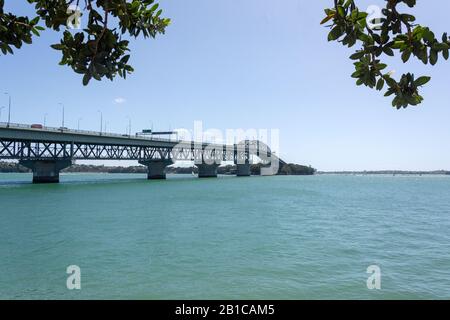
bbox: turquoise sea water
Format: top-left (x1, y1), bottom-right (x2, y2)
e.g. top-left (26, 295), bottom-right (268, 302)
top-left (0, 173), bottom-right (449, 299)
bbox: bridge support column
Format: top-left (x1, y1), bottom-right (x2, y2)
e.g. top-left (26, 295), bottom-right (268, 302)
top-left (19, 159), bottom-right (72, 184)
top-left (236, 163), bottom-right (251, 177)
top-left (139, 159), bottom-right (173, 180)
top-left (196, 163), bottom-right (220, 178)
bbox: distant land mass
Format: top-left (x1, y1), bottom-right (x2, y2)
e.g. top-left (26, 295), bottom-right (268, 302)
top-left (318, 170), bottom-right (450, 175)
top-left (0, 161), bottom-right (316, 176)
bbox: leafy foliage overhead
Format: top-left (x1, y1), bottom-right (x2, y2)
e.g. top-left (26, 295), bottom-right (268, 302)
top-left (322, 0), bottom-right (449, 109)
top-left (0, 0), bottom-right (170, 85)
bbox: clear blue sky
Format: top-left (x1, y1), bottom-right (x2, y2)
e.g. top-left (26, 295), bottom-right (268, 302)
top-left (1, 0), bottom-right (450, 171)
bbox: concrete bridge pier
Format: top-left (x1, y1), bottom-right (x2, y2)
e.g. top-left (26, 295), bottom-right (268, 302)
top-left (139, 159), bottom-right (173, 179)
top-left (19, 159), bottom-right (73, 183)
top-left (196, 162), bottom-right (221, 178)
top-left (236, 163), bottom-right (251, 177)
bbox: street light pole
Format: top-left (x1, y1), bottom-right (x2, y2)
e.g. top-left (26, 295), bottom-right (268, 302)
top-left (4, 93), bottom-right (11, 127)
top-left (77, 118), bottom-right (82, 130)
top-left (126, 116), bottom-right (131, 136)
top-left (44, 113), bottom-right (48, 126)
top-left (97, 110), bottom-right (103, 135)
top-left (58, 103), bottom-right (65, 128)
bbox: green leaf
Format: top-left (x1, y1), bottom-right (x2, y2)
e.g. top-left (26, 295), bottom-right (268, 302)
top-left (430, 50), bottom-right (438, 65)
top-left (385, 77), bottom-right (397, 88)
top-left (150, 3), bottom-right (159, 12)
top-left (401, 50), bottom-right (411, 63)
top-left (50, 44), bottom-right (65, 50)
top-left (414, 76), bottom-right (431, 87)
top-left (82, 73), bottom-right (92, 86)
top-left (383, 47), bottom-right (394, 56)
top-left (30, 17), bottom-right (40, 25)
top-left (350, 51), bottom-right (365, 60)
top-left (423, 29), bottom-right (435, 42)
top-left (328, 26), bottom-right (344, 41)
top-left (384, 88), bottom-right (395, 97)
top-left (320, 14), bottom-right (335, 25)
top-left (31, 28), bottom-right (40, 36)
top-left (376, 78), bottom-right (385, 91)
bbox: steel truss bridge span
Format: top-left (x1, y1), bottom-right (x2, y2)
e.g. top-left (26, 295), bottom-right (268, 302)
top-left (0, 124), bottom-right (284, 183)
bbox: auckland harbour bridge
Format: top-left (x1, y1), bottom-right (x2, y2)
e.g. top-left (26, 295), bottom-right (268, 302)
top-left (0, 123), bottom-right (286, 183)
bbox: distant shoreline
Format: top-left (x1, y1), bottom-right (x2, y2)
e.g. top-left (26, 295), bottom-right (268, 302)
top-left (1, 161), bottom-right (447, 176)
top-left (0, 161), bottom-right (316, 176)
top-left (318, 171), bottom-right (450, 175)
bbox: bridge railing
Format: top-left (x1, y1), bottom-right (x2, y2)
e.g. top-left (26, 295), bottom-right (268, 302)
top-left (0, 122), bottom-right (180, 143)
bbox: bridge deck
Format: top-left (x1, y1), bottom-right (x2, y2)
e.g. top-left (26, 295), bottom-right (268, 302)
top-left (0, 123), bottom-right (227, 149)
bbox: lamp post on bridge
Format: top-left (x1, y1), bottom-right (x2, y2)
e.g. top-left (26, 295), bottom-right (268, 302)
top-left (97, 110), bottom-right (103, 135)
top-left (58, 102), bottom-right (65, 129)
top-left (126, 116), bottom-right (131, 136)
top-left (3, 92), bottom-right (11, 127)
top-left (77, 117), bottom-right (82, 130)
top-left (44, 113), bottom-right (48, 127)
